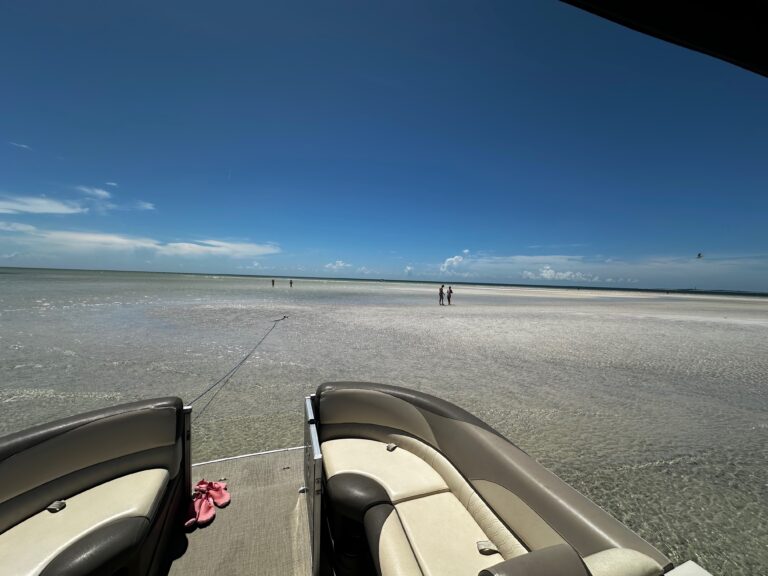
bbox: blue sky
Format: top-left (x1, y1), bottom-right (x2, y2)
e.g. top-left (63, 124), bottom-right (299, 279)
top-left (2, 0), bottom-right (767, 291)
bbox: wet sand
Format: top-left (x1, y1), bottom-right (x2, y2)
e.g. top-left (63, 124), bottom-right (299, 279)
top-left (1, 269), bottom-right (766, 574)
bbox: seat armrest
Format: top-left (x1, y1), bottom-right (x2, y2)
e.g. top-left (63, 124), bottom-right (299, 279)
top-left (583, 548), bottom-right (664, 576)
top-left (479, 544), bottom-right (590, 576)
top-left (326, 473), bottom-right (390, 523)
top-left (39, 517), bottom-right (148, 576)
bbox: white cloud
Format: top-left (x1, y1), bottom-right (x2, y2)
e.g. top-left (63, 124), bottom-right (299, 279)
top-left (462, 249), bottom-right (470, 255)
top-left (76, 186), bottom-right (112, 199)
top-left (9, 142), bottom-right (32, 150)
top-left (521, 266), bottom-right (599, 282)
top-left (41, 230), bottom-right (160, 251)
top-left (0, 196), bottom-right (86, 214)
top-left (404, 265), bottom-right (414, 276)
top-left (159, 240), bottom-right (280, 258)
top-left (236, 261), bottom-right (261, 270)
top-left (431, 251), bottom-right (768, 288)
top-left (0, 223), bottom-right (280, 259)
top-left (434, 253), bottom-right (605, 283)
top-left (105, 182), bottom-right (118, 187)
top-left (325, 260), bottom-right (351, 271)
top-left (472, 254), bottom-right (583, 267)
top-left (440, 255), bottom-right (464, 272)
top-left (357, 266), bottom-right (373, 274)
top-left (438, 254), bottom-right (587, 276)
top-left (0, 221), bottom-right (37, 233)
top-left (74, 187), bottom-right (156, 212)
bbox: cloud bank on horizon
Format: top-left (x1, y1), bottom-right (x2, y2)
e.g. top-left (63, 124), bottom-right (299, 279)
top-left (0, 221), bottom-right (278, 261)
top-left (1, 216), bottom-right (766, 291)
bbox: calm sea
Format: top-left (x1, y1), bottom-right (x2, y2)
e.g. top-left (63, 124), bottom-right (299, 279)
top-left (1, 267), bottom-right (766, 574)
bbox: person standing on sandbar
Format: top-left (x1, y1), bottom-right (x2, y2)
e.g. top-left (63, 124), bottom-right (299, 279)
top-left (447, 286), bottom-right (453, 305)
top-left (439, 284), bottom-right (445, 306)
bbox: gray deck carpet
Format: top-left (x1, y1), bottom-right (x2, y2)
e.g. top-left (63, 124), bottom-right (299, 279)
top-left (168, 449), bottom-right (311, 576)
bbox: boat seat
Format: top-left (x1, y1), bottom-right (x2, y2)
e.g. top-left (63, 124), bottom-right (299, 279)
top-left (322, 438), bottom-right (526, 576)
top-left (364, 504), bottom-right (424, 576)
top-left (322, 438), bottom-right (448, 503)
top-left (316, 382), bottom-right (671, 576)
top-left (0, 397), bottom-right (189, 576)
top-left (0, 469), bottom-right (168, 576)
top-left (478, 543), bottom-right (590, 576)
top-left (479, 546), bottom-right (664, 576)
top-left (583, 548), bottom-right (666, 576)
top-left (394, 491), bottom-right (504, 576)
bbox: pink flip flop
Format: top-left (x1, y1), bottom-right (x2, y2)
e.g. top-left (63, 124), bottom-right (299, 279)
top-left (185, 492), bottom-right (207, 528)
top-left (195, 479), bottom-right (231, 508)
top-left (207, 481), bottom-right (231, 508)
top-left (196, 493), bottom-right (216, 526)
top-left (184, 495), bottom-right (200, 529)
top-left (184, 488), bottom-right (218, 528)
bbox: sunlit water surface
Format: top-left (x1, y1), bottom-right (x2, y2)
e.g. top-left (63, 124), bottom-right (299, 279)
top-left (1, 268), bottom-right (766, 574)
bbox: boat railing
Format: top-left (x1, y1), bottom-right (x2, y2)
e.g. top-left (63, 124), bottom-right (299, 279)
top-left (304, 395), bottom-right (323, 576)
top-left (183, 405), bottom-right (192, 498)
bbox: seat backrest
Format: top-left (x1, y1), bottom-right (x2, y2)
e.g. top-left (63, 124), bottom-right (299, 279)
top-left (316, 382), bottom-right (671, 573)
top-left (0, 397), bottom-right (185, 534)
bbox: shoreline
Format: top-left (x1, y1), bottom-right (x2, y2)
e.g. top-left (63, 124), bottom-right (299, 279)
top-left (2, 265), bottom-right (766, 299)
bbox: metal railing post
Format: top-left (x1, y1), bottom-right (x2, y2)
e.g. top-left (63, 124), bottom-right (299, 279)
top-left (183, 405), bottom-right (192, 498)
top-left (304, 395), bottom-right (322, 576)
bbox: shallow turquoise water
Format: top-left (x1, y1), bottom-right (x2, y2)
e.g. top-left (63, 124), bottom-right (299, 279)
top-left (1, 268), bottom-right (766, 574)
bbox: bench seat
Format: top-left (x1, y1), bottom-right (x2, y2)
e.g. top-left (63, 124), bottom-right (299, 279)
top-left (316, 382), bottom-right (671, 576)
top-left (322, 438), bottom-right (447, 503)
top-left (396, 491), bottom-right (501, 576)
top-left (0, 469), bottom-right (169, 576)
top-left (322, 438), bottom-right (523, 576)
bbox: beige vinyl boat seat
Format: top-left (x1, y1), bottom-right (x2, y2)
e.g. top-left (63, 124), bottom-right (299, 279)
top-left (0, 469), bottom-right (168, 576)
top-left (0, 398), bottom-right (189, 576)
top-left (323, 438), bottom-right (527, 576)
top-left (317, 382), bottom-right (672, 576)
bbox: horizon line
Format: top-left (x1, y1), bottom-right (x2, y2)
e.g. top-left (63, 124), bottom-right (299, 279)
top-left (1, 264), bottom-right (766, 298)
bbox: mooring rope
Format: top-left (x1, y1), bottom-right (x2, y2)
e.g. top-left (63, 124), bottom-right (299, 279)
top-left (189, 315), bottom-right (288, 421)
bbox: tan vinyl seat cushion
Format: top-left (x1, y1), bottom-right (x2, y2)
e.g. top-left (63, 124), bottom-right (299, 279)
top-left (322, 438), bottom-right (515, 576)
top-left (322, 438), bottom-right (448, 502)
top-left (0, 469), bottom-right (169, 576)
top-left (375, 508), bottom-right (424, 576)
top-left (396, 491), bottom-right (502, 576)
